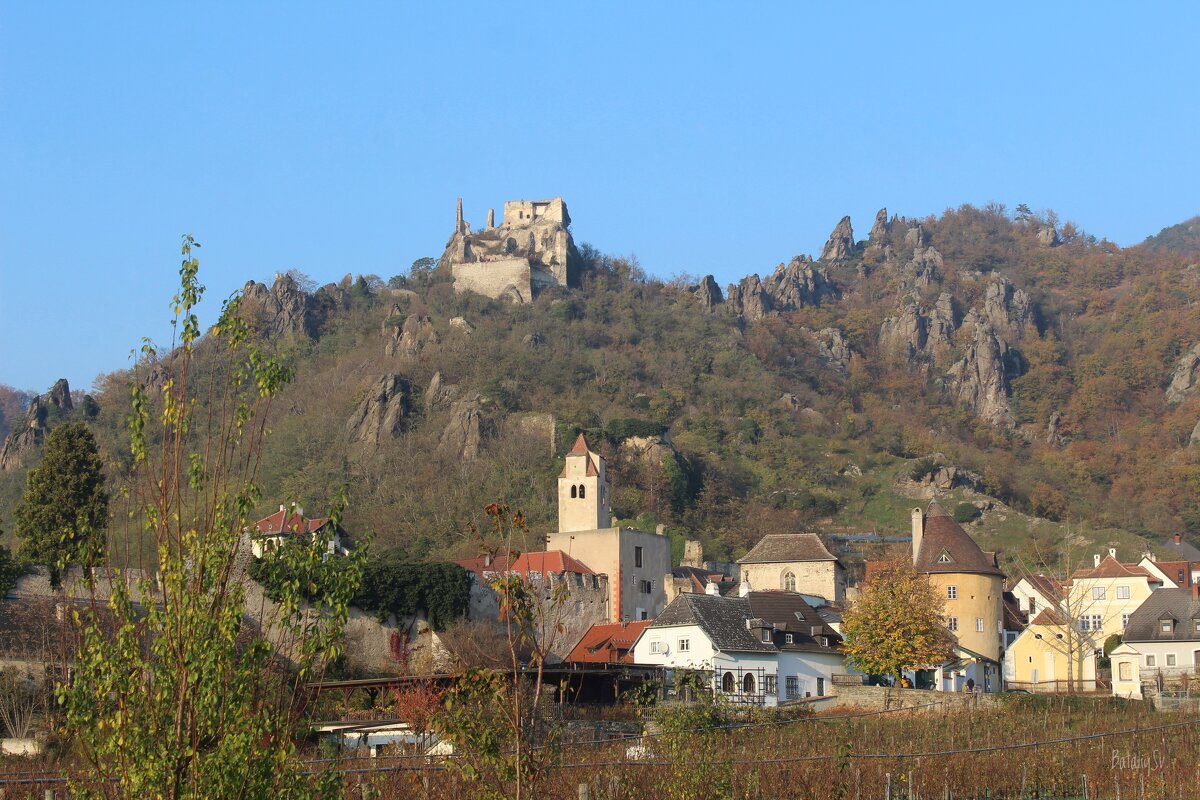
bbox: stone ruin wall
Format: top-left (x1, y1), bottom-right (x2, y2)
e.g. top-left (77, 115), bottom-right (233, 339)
top-left (451, 258), bottom-right (534, 304)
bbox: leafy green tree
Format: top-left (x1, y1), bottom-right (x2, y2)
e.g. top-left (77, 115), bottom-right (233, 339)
top-left (13, 421), bottom-right (109, 585)
top-left (58, 236), bottom-right (362, 798)
top-left (0, 542), bottom-right (21, 595)
top-left (842, 560), bottom-right (955, 683)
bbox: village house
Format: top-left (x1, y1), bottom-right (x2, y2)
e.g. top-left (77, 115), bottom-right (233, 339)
top-left (1161, 533), bottom-right (1200, 585)
top-left (248, 503), bottom-right (345, 558)
top-left (1066, 549), bottom-right (1161, 642)
top-left (736, 533), bottom-right (847, 604)
top-left (1109, 584), bottom-right (1200, 699)
top-left (565, 620), bottom-right (652, 666)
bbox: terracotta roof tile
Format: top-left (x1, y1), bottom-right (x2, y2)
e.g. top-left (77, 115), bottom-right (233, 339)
top-left (510, 550), bottom-right (596, 577)
top-left (567, 433), bottom-right (591, 456)
top-left (1071, 555), bottom-right (1153, 580)
top-left (566, 621), bottom-right (652, 664)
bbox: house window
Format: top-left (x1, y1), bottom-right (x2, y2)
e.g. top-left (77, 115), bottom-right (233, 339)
top-left (1028, 597), bottom-right (1037, 614)
top-left (1179, 570), bottom-right (1186, 585)
top-left (1161, 620), bottom-right (1173, 634)
top-left (761, 628), bottom-right (771, 642)
top-left (635, 546), bottom-right (643, 568)
top-left (785, 633), bottom-right (794, 644)
top-left (638, 609), bottom-right (647, 620)
top-left (937, 552), bottom-right (953, 564)
top-left (649, 641), bottom-right (664, 654)
top-left (1146, 655), bottom-right (1156, 667)
top-left (722, 672), bottom-right (736, 693)
top-left (783, 571), bottom-right (796, 592)
top-left (678, 638), bottom-right (690, 652)
top-left (976, 618), bottom-right (985, 633)
top-left (570, 485), bottom-right (577, 498)
top-left (817, 677), bottom-right (825, 696)
top-left (948, 616), bottom-right (958, 632)
top-left (743, 673), bottom-right (756, 694)
top-left (1194, 620), bottom-right (1200, 633)
top-left (640, 580), bottom-right (654, 595)
top-left (786, 676), bottom-right (799, 699)
top-left (947, 586), bottom-right (957, 600)
top-left (1116, 585), bottom-right (1130, 600)
top-left (1121, 613), bottom-right (1130, 630)
top-left (1118, 662), bottom-right (1132, 681)
top-left (1092, 587), bottom-right (1106, 601)
top-left (1167, 654), bottom-right (1177, 667)
top-left (1080, 615), bottom-right (1102, 632)
top-left (764, 675), bottom-right (777, 695)
top-left (579, 485), bottom-right (585, 499)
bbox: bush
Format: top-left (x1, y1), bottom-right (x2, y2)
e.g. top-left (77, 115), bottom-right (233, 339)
top-left (604, 418), bottom-right (664, 441)
top-left (952, 502), bottom-right (981, 523)
top-left (909, 457), bottom-right (937, 482)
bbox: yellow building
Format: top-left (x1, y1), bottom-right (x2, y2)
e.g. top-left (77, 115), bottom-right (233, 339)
top-left (911, 501), bottom-right (1005, 690)
top-left (1066, 550), bottom-right (1160, 642)
top-left (736, 533), bottom-right (847, 604)
top-left (1004, 608), bottom-right (1097, 692)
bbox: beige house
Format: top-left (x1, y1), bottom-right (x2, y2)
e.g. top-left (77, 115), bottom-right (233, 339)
top-left (737, 534), bottom-right (846, 604)
top-left (545, 434), bottom-right (671, 622)
top-left (1004, 608), bottom-right (1098, 692)
top-left (911, 501), bottom-right (1006, 690)
top-left (1066, 550), bottom-right (1161, 642)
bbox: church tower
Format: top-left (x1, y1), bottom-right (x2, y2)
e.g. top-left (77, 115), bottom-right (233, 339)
top-left (558, 433), bottom-right (610, 533)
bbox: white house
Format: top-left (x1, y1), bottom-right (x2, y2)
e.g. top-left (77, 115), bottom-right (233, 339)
top-left (629, 586), bottom-right (849, 705)
top-left (1111, 585), bottom-right (1200, 699)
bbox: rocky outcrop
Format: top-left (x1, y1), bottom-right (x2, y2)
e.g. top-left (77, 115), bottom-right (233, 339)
top-left (947, 323), bottom-right (1014, 427)
top-left (1036, 226), bottom-right (1060, 247)
top-left (726, 275), bottom-right (773, 322)
top-left (904, 224), bottom-right (928, 248)
top-left (0, 378), bottom-right (77, 471)
top-left (820, 216), bottom-right (855, 262)
top-left (869, 208), bottom-right (891, 242)
top-left (879, 303), bottom-right (928, 363)
top-left (449, 316), bottom-right (474, 334)
top-left (979, 276), bottom-right (1034, 340)
top-left (619, 434), bottom-right (676, 469)
top-left (346, 375), bottom-right (410, 444)
top-left (1047, 411), bottom-right (1065, 447)
top-left (1190, 418), bottom-right (1200, 447)
top-left (505, 412), bottom-right (556, 454)
top-left (1166, 343), bottom-right (1200, 404)
top-left (438, 395), bottom-right (486, 462)
top-left (424, 371), bottom-right (459, 413)
top-left (385, 314), bottom-right (439, 358)
top-left (726, 258), bottom-right (837, 321)
top-left (905, 246), bottom-right (943, 289)
top-left (241, 274), bottom-right (327, 339)
top-left (691, 275), bottom-right (723, 310)
top-left (814, 327), bottom-right (853, 370)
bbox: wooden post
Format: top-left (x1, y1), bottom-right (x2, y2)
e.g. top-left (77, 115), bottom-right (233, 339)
top-left (1081, 774), bottom-right (1089, 800)
top-left (45, 791), bottom-right (56, 800)
top-left (609, 774), bottom-right (620, 798)
top-left (884, 772), bottom-right (892, 800)
top-left (578, 783), bottom-right (590, 800)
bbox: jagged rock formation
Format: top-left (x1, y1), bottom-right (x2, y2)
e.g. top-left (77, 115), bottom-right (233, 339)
top-left (504, 412), bottom-right (556, 454)
top-left (947, 322), bottom-right (1014, 427)
top-left (1047, 411), bottom-right (1065, 447)
top-left (240, 274), bottom-right (329, 339)
top-left (0, 378), bottom-right (74, 471)
top-left (346, 375), bottom-right (410, 444)
top-left (438, 395), bottom-right (486, 461)
top-left (1166, 343), bottom-right (1200, 404)
top-left (904, 246), bottom-right (943, 289)
top-left (385, 314), bottom-right (439, 358)
top-left (820, 216), bottom-right (855, 262)
top-left (726, 258), bottom-right (837, 321)
top-left (1036, 226), bottom-right (1060, 247)
top-left (879, 303), bottom-right (928, 364)
top-left (813, 327), bottom-right (853, 370)
top-left (691, 275), bottom-right (723, 309)
top-left (618, 434), bottom-right (676, 469)
top-left (449, 316), bottom-right (474, 334)
top-left (424, 371), bottom-right (459, 413)
top-left (978, 276), bottom-right (1034, 340)
top-left (868, 208), bottom-right (891, 242)
top-left (904, 224), bottom-right (928, 248)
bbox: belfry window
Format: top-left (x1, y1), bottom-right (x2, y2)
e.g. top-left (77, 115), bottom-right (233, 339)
top-left (579, 484), bottom-right (585, 499)
top-left (571, 485), bottom-right (577, 498)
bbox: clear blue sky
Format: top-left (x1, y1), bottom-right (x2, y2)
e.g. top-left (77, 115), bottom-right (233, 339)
top-left (2, 4), bottom-right (1197, 392)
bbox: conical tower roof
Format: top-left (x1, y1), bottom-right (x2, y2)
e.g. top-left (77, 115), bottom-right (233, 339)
top-left (915, 500), bottom-right (1004, 577)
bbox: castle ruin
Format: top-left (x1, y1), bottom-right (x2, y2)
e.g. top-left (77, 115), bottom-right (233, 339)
top-left (440, 197), bottom-right (578, 304)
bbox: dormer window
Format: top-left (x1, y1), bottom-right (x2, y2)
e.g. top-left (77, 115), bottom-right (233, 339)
top-left (937, 551), bottom-right (953, 564)
top-left (761, 628), bottom-right (771, 643)
top-left (1160, 619), bottom-right (1173, 634)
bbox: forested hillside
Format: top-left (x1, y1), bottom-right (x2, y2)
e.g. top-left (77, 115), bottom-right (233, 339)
top-left (4, 203), bottom-right (1200, 573)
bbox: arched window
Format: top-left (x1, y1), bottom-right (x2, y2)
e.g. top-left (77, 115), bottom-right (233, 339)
top-left (722, 672), bottom-right (736, 693)
top-left (783, 571), bottom-right (796, 592)
top-left (570, 485), bottom-right (577, 498)
top-left (579, 484), bottom-right (585, 499)
top-left (743, 673), bottom-right (756, 694)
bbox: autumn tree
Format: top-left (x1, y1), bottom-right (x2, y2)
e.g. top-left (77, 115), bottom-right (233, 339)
top-left (841, 560), bottom-right (955, 683)
top-left (14, 421), bottom-right (109, 585)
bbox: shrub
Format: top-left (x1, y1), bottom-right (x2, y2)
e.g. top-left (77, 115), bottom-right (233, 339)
top-left (952, 502), bottom-right (981, 523)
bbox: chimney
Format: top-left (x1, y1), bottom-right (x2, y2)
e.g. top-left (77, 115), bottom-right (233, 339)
top-left (911, 508), bottom-right (924, 564)
top-left (484, 552), bottom-right (492, 568)
top-left (1093, 554), bottom-right (1101, 568)
top-left (1143, 551), bottom-right (1155, 563)
top-left (1176, 533), bottom-right (1183, 545)
top-left (1108, 547), bottom-right (1117, 560)
top-left (739, 579), bottom-right (752, 598)
top-left (279, 504), bottom-right (286, 512)
top-left (705, 581), bottom-right (719, 596)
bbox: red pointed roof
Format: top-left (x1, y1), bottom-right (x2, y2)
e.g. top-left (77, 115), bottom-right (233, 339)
top-left (560, 432), bottom-right (602, 478)
top-left (567, 433), bottom-right (591, 456)
top-left (915, 501), bottom-right (1004, 577)
top-left (253, 508), bottom-right (330, 537)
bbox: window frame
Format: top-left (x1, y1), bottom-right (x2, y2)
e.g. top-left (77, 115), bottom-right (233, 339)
top-left (947, 585), bottom-right (957, 600)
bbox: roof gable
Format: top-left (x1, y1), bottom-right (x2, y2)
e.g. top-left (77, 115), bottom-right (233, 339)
top-left (737, 533), bottom-right (837, 565)
top-left (650, 594), bottom-right (775, 653)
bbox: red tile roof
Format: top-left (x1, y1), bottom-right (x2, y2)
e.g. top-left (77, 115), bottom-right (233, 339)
top-left (560, 433), bottom-right (601, 477)
top-left (1071, 555), bottom-right (1153, 581)
top-left (566, 621), bottom-right (653, 664)
top-left (453, 553), bottom-right (514, 579)
top-left (1152, 560), bottom-right (1192, 588)
top-left (1029, 608), bottom-right (1068, 627)
top-left (510, 550), bottom-right (597, 577)
top-left (567, 433), bottom-right (591, 456)
top-left (253, 509), bottom-right (330, 536)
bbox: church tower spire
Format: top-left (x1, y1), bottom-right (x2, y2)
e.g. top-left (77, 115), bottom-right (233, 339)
top-left (558, 433), bottom-right (610, 532)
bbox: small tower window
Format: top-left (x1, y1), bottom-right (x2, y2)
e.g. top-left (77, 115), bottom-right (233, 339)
top-left (579, 484), bottom-right (585, 499)
top-left (571, 485), bottom-right (577, 498)
top-left (937, 551), bottom-right (953, 564)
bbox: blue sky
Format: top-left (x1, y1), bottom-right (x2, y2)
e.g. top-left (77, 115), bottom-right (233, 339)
top-left (2, 4), bottom-right (1197, 392)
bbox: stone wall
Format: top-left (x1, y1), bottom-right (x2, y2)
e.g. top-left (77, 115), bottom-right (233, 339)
top-left (452, 259), bottom-right (533, 303)
top-left (829, 683), bottom-right (998, 712)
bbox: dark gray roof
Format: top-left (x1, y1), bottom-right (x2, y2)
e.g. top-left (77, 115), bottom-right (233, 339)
top-left (746, 591), bottom-right (842, 653)
top-left (1165, 536), bottom-right (1200, 563)
top-left (1123, 588), bottom-right (1200, 643)
top-left (738, 534), bottom-right (838, 565)
top-left (649, 593), bottom-right (775, 653)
